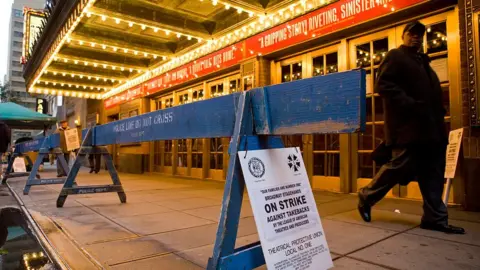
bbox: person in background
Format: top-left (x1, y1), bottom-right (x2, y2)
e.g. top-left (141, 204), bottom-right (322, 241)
top-left (357, 21), bottom-right (465, 234)
top-left (0, 121), bottom-right (11, 164)
top-left (88, 123), bottom-right (101, 174)
top-left (56, 120), bottom-right (71, 177)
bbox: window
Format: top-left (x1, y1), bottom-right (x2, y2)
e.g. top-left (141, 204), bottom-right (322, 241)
top-left (192, 139), bottom-right (203, 169)
top-left (177, 139), bottom-right (188, 168)
top-left (12, 71), bottom-right (23, 77)
top-left (11, 61), bottom-right (22, 67)
top-left (13, 9), bottom-right (23, 18)
top-left (13, 41), bottom-right (22, 48)
top-left (424, 22), bottom-right (450, 118)
top-left (11, 81), bottom-right (25, 87)
top-left (14, 21), bottom-right (23, 28)
top-left (13, 51), bottom-right (22, 58)
top-left (13, 31), bottom-right (23, 38)
top-left (312, 51), bottom-right (340, 177)
top-left (243, 75), bottom-right (253, 90)
top-left (229, 78), bottom-right (241, 93)
top-left (210, 138), bottom-right (223, 170)
top-left (210, 82), bottom-right (224, 97)
top-left (192, 89), bottom-right (204, 102)
top-left (281, 62), bottom-right (302, 82)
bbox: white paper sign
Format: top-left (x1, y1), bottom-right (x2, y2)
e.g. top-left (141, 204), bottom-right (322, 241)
top-left (444, 128), bottom-right (464, 179)
top-left (239, 147), bottom-right (333, 270)
top-left (65, 128), bottom-right (80, 151)
top-left (13, 158), bottom-right (27, 173)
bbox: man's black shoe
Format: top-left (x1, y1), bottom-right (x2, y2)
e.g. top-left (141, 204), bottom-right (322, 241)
top-left (357, 193), bottom-right (371, 222)
top-left (420, 222), bottom-right (465, 234)
top-left (89, 168), bottom-right (94, 174)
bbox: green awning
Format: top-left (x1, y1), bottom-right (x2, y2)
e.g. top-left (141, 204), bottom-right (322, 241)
top-left (0, 102), bottom-right (57, 129)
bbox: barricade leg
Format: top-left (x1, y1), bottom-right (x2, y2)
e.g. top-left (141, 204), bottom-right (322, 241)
top-left (23, 148), bottom-right (68, 195)
top-left (56, 128), bottom-right (127, 208)
top-left (24, 155), bottom-right (41, 180)
top-left (207, 92), bottom-right (284, 270)
top-left (2, 153), bottom-right (17, 184)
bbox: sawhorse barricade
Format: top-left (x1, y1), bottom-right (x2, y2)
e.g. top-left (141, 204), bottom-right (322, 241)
top-left (2, 152), bottom-right (39, 184)
top-left (56, 128), bottom-right (126, 207)
top-left (13, 69), bottom-right (365, 269)
top-left (10, 135), bottom-right (72, 195)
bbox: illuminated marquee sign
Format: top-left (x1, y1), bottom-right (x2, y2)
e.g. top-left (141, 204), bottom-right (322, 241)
top-left (22, 7), bottom-right (46, 64)
top-left (105, 0), bottom-right (429, 109)
top-left (36, 98), bottom-right (47, 114)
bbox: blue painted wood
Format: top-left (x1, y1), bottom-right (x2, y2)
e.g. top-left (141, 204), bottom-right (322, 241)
top-left (93, 70), bottom-right (365, 145)
top-left (56, 129), bottom-right (127, 207)
top-left (94, 94), bottom-right (241, 145)
top-left (219, 243), bottom-right (265, 270)
top-left (207, 91), bottom-right (285, 270)
top-left (252, 69), bottom-right (366, 135)
top-left (13, 70), bottom-right (365, 150)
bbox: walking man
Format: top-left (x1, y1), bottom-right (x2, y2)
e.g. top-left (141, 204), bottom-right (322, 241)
top-left (56, 120), bottom-right (71, 177)
top-left (357, 21), bottom-right (465, 234)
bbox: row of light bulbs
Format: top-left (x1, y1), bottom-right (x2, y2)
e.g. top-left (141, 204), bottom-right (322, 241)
top-left (108, 0), bottom-right (333, 98)
top-left (36, 80), bottom-right (109, 91)
top-left (44, 70), bottom-right (124, 83)
top-left (53, 56), bottom-right (143, 73)
top-left (67, 37), bottom-right (166, 60)
top-left (29, 0), bottom-right (98, 94)
top-left (87, 11), bottom-right (203, 42)
top-left (30, 87), bottom-right (104, 99)
top-left (205, 0), bottom-right (255, 17)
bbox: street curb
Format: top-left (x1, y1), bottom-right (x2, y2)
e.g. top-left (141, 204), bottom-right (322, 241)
top-left (5, 182), bottom-right (86, 270)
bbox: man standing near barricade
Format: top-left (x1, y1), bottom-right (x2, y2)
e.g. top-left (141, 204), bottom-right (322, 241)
top-left (88, 123), bottom-right (101, 174)
top-left (357, 21), bottom-right (465, 234)
top-left (56, 120), bottom-right (71, 177)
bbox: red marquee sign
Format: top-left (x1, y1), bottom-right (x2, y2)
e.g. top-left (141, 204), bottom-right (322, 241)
top-left (105, 0), bottom-right (428, 109)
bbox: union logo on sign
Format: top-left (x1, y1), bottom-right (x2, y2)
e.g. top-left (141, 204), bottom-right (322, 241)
top-left (248, 157), bottom-right (265, 178)
top-left (287, 154), bottom-right (301, 172)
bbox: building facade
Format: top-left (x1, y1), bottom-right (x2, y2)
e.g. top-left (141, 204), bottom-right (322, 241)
top-left (23, 0), bottom-right (480, 210)
top-left (5, 0), bottom-right (45, 110)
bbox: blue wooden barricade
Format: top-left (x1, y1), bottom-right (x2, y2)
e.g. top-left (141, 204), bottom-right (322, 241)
top-left (12, 69), bottom-right (366, 269)
top-left (1, 138), bottom-right (44, 184)
top-left (8, 134), bottom-right (72, 195)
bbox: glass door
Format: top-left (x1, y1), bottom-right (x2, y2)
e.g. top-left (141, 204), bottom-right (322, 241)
top-left (349, 29), bottom-right (396, 195)
top-left (153, 95), bottom-right (174, 174)
top-left (396, 12), bottom-right (456, 201)
top-left (276, 56), bottom-right (306, 163)
top-left (310, 49), bottom-right (341, 191)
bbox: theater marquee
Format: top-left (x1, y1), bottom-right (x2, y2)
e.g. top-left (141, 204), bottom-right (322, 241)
top-left (22, 8), bottom-right (46, 65)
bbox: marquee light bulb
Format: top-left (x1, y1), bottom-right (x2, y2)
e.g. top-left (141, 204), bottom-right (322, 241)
top-left (101, 15), bottom-right (106, 21)
top-left (128, 22), bottom-right (133, 27)
top-left (237, 8), bottom-right (242, 14)
top-left (225, 4), bottom-right (230, 9)
top-left (115, 18), bottom-right (120, 24)
top-left (212, 0), bottom-right (218, 6)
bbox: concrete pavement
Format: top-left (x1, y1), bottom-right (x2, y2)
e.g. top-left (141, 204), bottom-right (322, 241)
top-left (5, 168), bottom-right (480, 269)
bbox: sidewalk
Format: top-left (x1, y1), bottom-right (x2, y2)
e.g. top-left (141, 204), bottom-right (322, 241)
top-left (5, 168), bottom-right (480, 270)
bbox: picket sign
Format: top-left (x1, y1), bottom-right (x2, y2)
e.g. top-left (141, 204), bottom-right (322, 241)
top-left (12, 70), bottom-right (366, 269)
top-left (442, 128), bottom-right (464, 205)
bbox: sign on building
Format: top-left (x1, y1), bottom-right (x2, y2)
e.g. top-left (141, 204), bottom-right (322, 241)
top-left (22, 8), bottom-right (46, 64)
top-left (36, 98), bottom-right (47, 114)
top-left (239, 147), bottom-right (333, 270)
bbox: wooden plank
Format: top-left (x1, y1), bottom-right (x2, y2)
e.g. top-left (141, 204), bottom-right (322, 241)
top-left (15, 70), bottom-right (366, 150)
